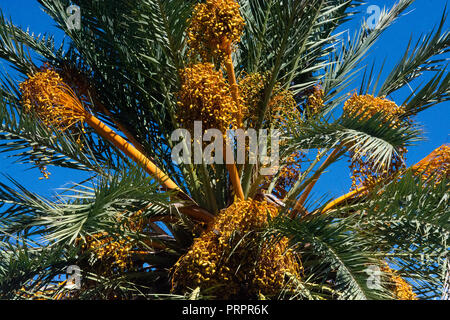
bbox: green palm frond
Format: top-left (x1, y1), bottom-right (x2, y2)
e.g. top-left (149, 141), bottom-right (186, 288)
top-left (268, 213), bottom-right (389, 300)
top-left (285, 111), bottom-right (420, 171)
top-left (0, 167), bottom-right (170, 244)
top-left (322, 0), bottom-right (415, 110)
top-left (0, 238), bottom-right (78, 299)
top-left (239, 0), bottom-right (364, 126)
top-left (338, 174), bottom-right (450, 299)
top-left (402, 67), bottom-right (450, 117)
top-left (378, 8), bottom-right (449, 97)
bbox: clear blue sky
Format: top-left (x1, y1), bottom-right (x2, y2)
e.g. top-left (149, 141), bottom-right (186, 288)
top-left (0, 0), bottom-right (448, 202)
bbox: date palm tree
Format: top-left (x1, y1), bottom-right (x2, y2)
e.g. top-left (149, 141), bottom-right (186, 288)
top-left (0, 0), bottom-right (448, 300)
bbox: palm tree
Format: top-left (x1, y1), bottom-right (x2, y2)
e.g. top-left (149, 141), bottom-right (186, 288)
top-left (0, 0), bottom-right (448, 300)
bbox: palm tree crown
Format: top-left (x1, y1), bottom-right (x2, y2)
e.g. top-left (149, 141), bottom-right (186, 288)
top-left (0, 0), bottom-right (448, 300)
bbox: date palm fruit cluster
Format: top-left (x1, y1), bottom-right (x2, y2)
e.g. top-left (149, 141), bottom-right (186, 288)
top-left (171, 200), bottom-right (302, 298)
top-left (305, 85), bottom-right (325, 117)
top-left (239, 72), bottom-right (299, 128)
top-left (20, 68), bottom-right (87, 131)
top-left (81, 232), bottom-right (134, 270)
top-left (273, 151), bottom-right (306, 198)
top-left (179, 0), bottom-right (245, 134)
top-left (238, 72), bottom-right (304, 197)
top-left (344, 94), bottom-right (408, 190)
top-left (270, 86), bottom-right (326, 197)
top-left (177, 63), bottom-right (240, 134)
top-left (187, 0), bottom-right (245, 61)
top-left (78, 209), bottom-right (148, 271)
top-left (20, 67), bottom-right (182, 194)
top-left (20, 68), bottom-right (89, 180)
top-left (380, 264), bottom-right (417, 300)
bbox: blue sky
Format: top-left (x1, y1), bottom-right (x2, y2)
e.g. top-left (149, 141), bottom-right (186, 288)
top-left (0, 0), bottom-right (448, 203)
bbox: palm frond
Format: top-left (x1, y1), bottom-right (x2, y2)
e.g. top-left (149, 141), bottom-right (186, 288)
top-left (402, 67), bottom-right (450, 117)
top-left (322, 0), bottom-right (415, 110)
top-left (378, 7), bottom-right (449, 97)
top-left (268, 213), bottom-right (389, 299)
top-left (0, 167), bottom-right (170, 245)
top-left (285, 111), bottom-right (420, 171)
top-left (338, 174), bottom-right (449, 299)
